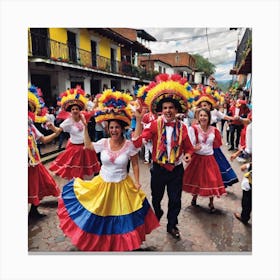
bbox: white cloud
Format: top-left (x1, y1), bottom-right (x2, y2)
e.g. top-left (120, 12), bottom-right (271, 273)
top-left (144, 28), bottom-right (246, 81)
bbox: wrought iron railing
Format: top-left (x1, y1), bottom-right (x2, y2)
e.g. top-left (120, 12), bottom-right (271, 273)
top-left (28, 30), bottom-right (156, 80)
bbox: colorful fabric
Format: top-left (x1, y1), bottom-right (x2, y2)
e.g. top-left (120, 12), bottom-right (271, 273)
top-left (183, 125), bottom-right (226, 197)
top-left (57, 176), bottom-right (159, 251)
top-left (183, 154), bottom-right (226, 197)
top-left (49, 141), bottom-right (100, 179)
top-left (155, 117), bottom-right (183, 165)
top-left (28, 120), bottom-right (41, 166)
top-left (28, 163), bottom-right (60, 206)
top-left (213, 148), bottom-right (239, 187)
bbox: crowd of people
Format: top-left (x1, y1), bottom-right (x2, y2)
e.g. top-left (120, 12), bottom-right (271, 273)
top-left (28, 73), bottom-right (252, 251)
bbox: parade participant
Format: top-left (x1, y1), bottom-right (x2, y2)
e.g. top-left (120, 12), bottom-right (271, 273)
top-left (233, 162), bottom-right (252, 224)
top-left (195, 92), bottom-right (239, 187)
top-left (57, 89), bottom-right (159, 251)
top-left (231, 112), bottom-right (252, 224)
top-left (183, 108), bottom-right (226, 212)
top-left (228, 93), bottom-right (250, 151)
top-left (136, 85), bottom-right (157, 164)
top-left (28, 85), bottom-right (60, 218)
top-left (49, 86), bottom-right (100, 180)
top-left (133, 73), bottom-right (194, 239)
top-left (196, 87), bottom-right (234, 127)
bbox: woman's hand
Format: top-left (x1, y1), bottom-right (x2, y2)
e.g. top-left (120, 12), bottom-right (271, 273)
top-left (134, 182), bottom-right (142, 190)
top-left (80, 113), bottom-right (87, 126)
top-left (194, 144), bottom-right (201, 151)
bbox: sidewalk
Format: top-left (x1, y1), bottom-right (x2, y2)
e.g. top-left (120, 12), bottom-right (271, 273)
top-left (28, 134), bottom-right (251, 253)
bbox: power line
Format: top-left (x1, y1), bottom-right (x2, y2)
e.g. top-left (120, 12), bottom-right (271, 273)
top-left (155, 30), bottom-right (232, 42)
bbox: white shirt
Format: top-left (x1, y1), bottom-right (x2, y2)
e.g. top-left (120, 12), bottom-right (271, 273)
top-left (93, 138), bottom-right (140, 182)
top-left (60, 118), bottom-right (84, 144)
top-left (188, 125), bottom-right (215, 155)
top-left (86, 100), bottom-right (94, 111)
top-left (211, 109), bottom-right (226, 124)
top-left (245, 122), bottom-right (252, 154)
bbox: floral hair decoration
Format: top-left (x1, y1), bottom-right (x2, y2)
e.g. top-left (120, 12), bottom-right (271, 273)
top-left (58, 85), bottom-right (88, 112)
top-left (144, 74), bottom-right (194, 113)
top-left (94, 89), bottom-right (133, 126)
top-left (136, 85), bottom-right (148, 107)
top-left (28, 84), bottom-right (48, 123)
top-left (195, 86), bottom-right (218, 108)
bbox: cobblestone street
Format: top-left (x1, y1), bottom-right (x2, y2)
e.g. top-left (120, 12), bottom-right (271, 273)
top-left (28, 139), bottom-right (252, 254)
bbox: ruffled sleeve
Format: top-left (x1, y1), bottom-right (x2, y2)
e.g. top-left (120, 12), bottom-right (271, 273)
top-left (60, 118), bottom-right (72, 133)
top-left (92, 138), bottom-right (106, 153)
top-left (127, 140), bottom-right (141, 157)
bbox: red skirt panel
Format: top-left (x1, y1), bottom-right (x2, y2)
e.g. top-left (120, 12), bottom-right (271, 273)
top-left (57, 199), bottom-right (159, 251)
top-left (183, 154), bottom-right (226, 197)
top-left (49, 142), bottom-right (100, 180)
top-left (28, 163), bottom-right (60, 206)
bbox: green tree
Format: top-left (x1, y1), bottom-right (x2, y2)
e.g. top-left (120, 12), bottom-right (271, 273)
top-left (193, 54), bottom-right (216, 77)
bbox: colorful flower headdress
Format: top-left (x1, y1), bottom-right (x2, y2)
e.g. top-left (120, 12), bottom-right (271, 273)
top-left (136, 85), bottom-right (149, 107)
top-left (194, 86), bottom-right (218, 108)
top-left (144, 74), bottom-right (194, 113)
top-left (58, 85), bottom-right (88, 112)
top-left (94, 89), bottom-right (133, 126)
top-left (28, 84), bottom-right (48, 123)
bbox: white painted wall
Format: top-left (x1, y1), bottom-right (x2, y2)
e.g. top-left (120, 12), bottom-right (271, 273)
top-left (154, 61), bottom-right (174, 74)
top-left (194, 72), bottom-right (203, 84)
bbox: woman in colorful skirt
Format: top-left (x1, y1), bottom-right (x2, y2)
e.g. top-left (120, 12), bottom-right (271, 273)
top-left (195, 91), bottom-right (239, 187)
top-left (49, 86), bottom-right (100, 180)
top-left (183, 108), bottom-right (226, 212)
top-left (57, 90), bottom-right (159, 251)
top-left (28, 85), bottom-right (60, 218)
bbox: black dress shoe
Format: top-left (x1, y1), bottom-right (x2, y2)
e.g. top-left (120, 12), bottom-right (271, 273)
top-left (228, 147), bottom-right (234, 151)
top-left (156, 209), bottom-right (164, 221)
top-left (167, 227), bottom-right (181, 239)
top-left (191, 199), bottom-right (199, 207)
top-left (234, 213), bottom-right (248, 225)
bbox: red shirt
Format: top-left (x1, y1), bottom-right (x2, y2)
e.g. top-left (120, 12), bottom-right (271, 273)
top-left (133, 118), bottom-right (194, 170)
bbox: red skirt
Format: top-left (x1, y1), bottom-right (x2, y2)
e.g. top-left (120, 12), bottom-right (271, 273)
top-left (183, 154), bottom-right (226, 197)
top-left (49, 141), bottom-right (100, 180)
top-left (28, 163), bottom-right (60, 206)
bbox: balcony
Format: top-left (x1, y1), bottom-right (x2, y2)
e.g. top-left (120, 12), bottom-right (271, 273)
top-left (232, 28), bottom-right (252, 75)
top-left (28, 30), bottom-right (156, 81)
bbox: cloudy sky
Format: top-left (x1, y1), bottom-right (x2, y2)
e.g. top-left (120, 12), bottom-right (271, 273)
top-left (143, 28), bottom-right (246, 82)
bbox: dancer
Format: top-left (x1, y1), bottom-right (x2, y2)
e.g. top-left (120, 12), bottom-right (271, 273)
top-left (195, 91), bottom-right (239, 187)
top-left (183, 108), bottom-right (226, 212)
top-left (57, 89), bottom-right (159, 251)
top-left (49, 86), bottom-right (100, 180)
top-left (136, 85), bottom-right (157, 164)
top-left (133, 74), bottom-right (194, 239)
top-left (28, 85), bottom-right (60, 218)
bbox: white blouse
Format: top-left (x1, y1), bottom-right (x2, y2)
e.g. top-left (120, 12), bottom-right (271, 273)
top-left (211, 109), bottom-right (226, 124)
top-left (60, 118), bottom-right (84, 144)
top-left (93, 138), bottom-right (140, 182)
top-left (188, 125), bottom-right (215, 155)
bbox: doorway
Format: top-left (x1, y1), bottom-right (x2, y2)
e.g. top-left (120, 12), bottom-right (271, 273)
top-left (30, 74), bottom-right (53, 106)
top-left (30, 28), bottom-right (49, 57)
top-left (67, 31), bottom-right (77, 63)
top-left (90, 79), bottom-right (101, 95)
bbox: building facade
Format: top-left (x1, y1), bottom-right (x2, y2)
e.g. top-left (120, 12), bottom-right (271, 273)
top-left (28, 28), bottom-right (156, 107)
